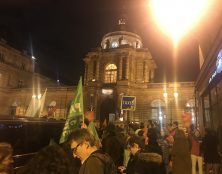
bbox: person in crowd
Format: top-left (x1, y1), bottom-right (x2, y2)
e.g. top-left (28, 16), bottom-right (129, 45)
top-left (0, 143), bottom-right (13, 174)
top-left (146, 128), bottom-right (165, 174)
top-left (102, 123), bottom-right (124, 167)
top-left (69, 128), bottom-right (117, 174)
top-left (60, 142), bottom-right (81, 173)
top-left (18, 144), bottom-right (75, 174)
top-left (170, 121), bottom-right (179, 138)
top-left (146, 128), bottom-right (162, 155)
top-left (171, 129), bottom-right (192, 174)
top-left (202, 128), bottom-right (220, 174)
top-left (158, 129), bottom-right (170, 174)
top-left (119, 135), bottom-right (162, 174)
top-left (189, 124), bottom-right (203, 174)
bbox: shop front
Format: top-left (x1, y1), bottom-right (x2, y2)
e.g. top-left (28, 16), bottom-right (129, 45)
top-left (196, 46), bottom-right (222, 131)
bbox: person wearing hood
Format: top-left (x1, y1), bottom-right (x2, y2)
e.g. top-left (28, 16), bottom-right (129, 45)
top-left (119, 135), bottom-right (162, 174)
top-left (171, 129), bottom-right (192, 174)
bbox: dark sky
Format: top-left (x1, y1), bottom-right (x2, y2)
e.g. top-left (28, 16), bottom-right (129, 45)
top-left (0, 0), bottom-right (200, 85)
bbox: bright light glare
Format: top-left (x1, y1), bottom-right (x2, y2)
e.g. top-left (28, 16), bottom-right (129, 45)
top-left (150, 0), bottom-right (209, 42)
top-left (37, 94), bottom-right (42, 99)
top-left (173, 92), bottom-right (179, 98)
top-left (163, 92), bottom-right (168, 98)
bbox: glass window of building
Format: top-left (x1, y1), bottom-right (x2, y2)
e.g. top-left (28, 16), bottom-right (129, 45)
top-left (104, 64), bottom-right (117, 83)
top-left (210, 87), bottom-right (217, 106)
top-left (150, 99), bottom-right (166, 122)
top-left (185, 99), bottom-right (196, 123)
top-left (203, 95), bottom-right (211, 128)
top-left (210, 87), bottom-right (220, 129)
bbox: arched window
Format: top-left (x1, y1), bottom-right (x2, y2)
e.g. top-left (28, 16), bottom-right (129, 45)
top-left (150, 99), bottom-right (166, 121)
top-left (104, 64), bottom-right (117, 83)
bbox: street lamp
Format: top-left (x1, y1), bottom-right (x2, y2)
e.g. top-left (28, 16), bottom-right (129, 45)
top-left (163, 91), bottom-right (179, 123)
top-left (149, 0), bottom-right (210, 44)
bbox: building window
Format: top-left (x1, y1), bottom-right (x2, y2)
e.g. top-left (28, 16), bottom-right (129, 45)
top-left (185, 99), bottom-right (196, 123)
top-left (203, 95), bottom-right (211, 128)
top-left (150, 99), bottom-right (166, 121)
top-left (104, 64), bottom-right (117, 83)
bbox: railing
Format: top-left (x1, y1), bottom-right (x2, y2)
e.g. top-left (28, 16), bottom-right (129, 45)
top-left (13, 152), bottom-right (37, 173)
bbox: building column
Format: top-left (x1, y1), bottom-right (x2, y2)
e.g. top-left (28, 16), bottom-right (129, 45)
top-left (84, 63), bottom-right (88, 84)
top-left (150, 70), bottom-right (154, 82)
top-left (144, 61), bottom-right (148, 82)
top-left (118, 57), bottom-right (123, 80)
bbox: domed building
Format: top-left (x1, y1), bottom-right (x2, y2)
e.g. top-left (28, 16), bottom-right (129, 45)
top-left (83, 18), bottom-right (195, 124)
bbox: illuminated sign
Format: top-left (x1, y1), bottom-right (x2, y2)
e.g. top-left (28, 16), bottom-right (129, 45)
top-left (121, 96), bottom-right (136, 111)
top-left (216, 49), bottom-right (222, 73)
top-left (209, 49), bottom-right (222, 84)
top-left (102, 89), bottom-right (113, 95)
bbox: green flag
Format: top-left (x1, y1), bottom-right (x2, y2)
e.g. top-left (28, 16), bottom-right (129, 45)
top-left (59, 77), bottom-right (84, 144)
top-left (87, 121), bottom-right (101, 147)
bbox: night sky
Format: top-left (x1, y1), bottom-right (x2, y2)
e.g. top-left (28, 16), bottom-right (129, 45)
top-left (0, 0), bottom-right (200, 85)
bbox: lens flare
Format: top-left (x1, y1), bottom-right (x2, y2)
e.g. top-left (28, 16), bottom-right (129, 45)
top-left (149, 0), bottom-right (209, 43)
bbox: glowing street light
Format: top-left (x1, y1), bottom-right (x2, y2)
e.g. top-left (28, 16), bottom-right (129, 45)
top-left (149, 0), bottom-right (210, 43)
top-left (173, 92), bottom-right (179, 98)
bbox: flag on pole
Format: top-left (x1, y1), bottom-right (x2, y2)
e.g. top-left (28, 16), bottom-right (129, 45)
top-left (59, 77), bottom-right (84, 144)
top-left (87, 121), bottom-right (101, 147)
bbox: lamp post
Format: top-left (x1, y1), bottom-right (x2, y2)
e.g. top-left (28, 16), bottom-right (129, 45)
top-left (163, 91), bottom-right (179, 124)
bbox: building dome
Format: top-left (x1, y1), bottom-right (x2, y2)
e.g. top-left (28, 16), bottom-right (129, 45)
top-left (101, 19), bottom-right (143, 49)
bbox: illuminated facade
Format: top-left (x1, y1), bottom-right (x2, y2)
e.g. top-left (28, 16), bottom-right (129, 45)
top-left (84, 19), bottom-right (195, 124)
top-left (0, 20), bottom-right (195, 125)
top-left (0, 40), bottom-right (63, 117)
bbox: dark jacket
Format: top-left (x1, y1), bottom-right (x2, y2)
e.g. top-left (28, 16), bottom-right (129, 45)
top-left (202, 132), bottom-right (220, 163)
top-left (79, 150), bottom-right (116, 174)
top-left (102, 132), bottom-right (124, 166)
top-left (79, 151), bottom-right (105, 174)
top-left (126, 151), bottom-right (162, 174)
top-left (171, 130), bottom-right (191, 174)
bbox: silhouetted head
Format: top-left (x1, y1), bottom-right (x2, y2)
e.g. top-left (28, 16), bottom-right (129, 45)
top-left (18, 144), bottom-right (74, 174)
top-left (0, 143), bottom-right (13, 173)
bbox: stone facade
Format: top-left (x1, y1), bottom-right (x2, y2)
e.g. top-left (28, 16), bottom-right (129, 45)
top-left (0, 21), bottom-right (195, 125)
top-left (83, 21), bottom-right (195, 125)
top-left (0, 40), bottom-right (60, 116)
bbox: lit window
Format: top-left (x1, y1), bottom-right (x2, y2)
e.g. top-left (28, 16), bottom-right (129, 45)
top-left (104, 64), bottom-right (117, 83)
top-left (111, 42), bottom-right (119, 48)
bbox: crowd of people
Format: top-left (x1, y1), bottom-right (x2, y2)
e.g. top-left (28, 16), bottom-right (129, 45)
top-left (1, 112), bottom-right (222, 174)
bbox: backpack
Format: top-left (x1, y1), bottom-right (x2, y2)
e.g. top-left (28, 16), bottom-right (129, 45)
top-left (92, 152), bottom-right (117, 174)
